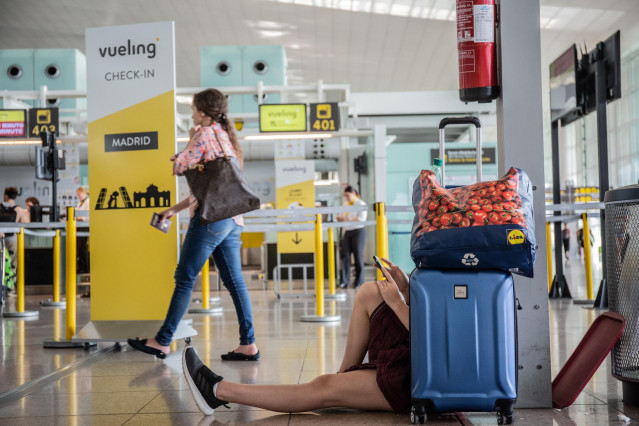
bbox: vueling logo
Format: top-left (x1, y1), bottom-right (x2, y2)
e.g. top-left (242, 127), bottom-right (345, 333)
top-left (507, 229), bottom-right (525, 245)
top-left (98, 39), bottom-right (158, 59)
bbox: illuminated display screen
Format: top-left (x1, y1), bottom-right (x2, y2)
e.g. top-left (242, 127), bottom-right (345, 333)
top-left (0, 109), bottom-right (27, 138)
top-left (259, 104), bottom-right (307, 132)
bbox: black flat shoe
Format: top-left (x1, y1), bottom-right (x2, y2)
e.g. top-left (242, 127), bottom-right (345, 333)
top-left (183, 346), bottom-right (229, 415)
top-left (221, 350), bottom-right (260, 361)
top-left (127, 338), bottom-right (167, 359)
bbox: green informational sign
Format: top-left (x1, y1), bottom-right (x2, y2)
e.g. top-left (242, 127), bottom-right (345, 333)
top-left (259, 104), bottom-right (307, 132)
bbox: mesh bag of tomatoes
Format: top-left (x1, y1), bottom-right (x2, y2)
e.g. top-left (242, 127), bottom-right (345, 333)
top-left (410, 167), bottom-right (536, 278)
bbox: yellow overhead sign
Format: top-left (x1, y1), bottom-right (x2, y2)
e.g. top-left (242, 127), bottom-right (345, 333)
top-left (260, 104), bottom-right (307, 132)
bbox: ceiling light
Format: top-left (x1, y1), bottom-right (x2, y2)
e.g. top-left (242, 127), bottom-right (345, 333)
top-left (177, 137), bottom-right (189, 142)
top-left (243, 133), bottom-right (333, 140)
top-left (0, 140), bottom-right (49, 146)
top-left (258, 30), bottom-right (288, 38)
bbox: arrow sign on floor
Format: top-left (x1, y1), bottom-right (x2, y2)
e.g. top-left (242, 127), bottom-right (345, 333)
top-left (292, 233), bottom-right (303, 244)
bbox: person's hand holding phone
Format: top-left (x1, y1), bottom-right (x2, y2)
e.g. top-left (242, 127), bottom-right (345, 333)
top-left (375, 257), bottom-right (409, 293)
top-left (374, 256), bottom-right (406, 309)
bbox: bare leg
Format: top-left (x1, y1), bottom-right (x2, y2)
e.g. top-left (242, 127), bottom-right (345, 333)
top-left (338, 281), bottom-right (384, 372)
top-left (231, 343), bottom-right (258, 356)
top-left (217, 369), bottom-right (391, 413)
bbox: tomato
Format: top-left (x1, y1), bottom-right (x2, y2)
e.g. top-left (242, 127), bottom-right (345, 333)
top-left (493, 203), bottom-right (503, 211)
top-left (502, 191), bottom-right (515, 201)
top-left (496, 183), bottom-right (506, 191)
top-left (432, 217), bottom-right (441, 227)
top-left (440, 213), bottom-right (452, 226)
top-left (447, 202), bottom-right (457, 211)
top-left (439, 225), bottom-right (451, 230)
top-left (506, 180), bottom-right (517, 189)
top-left (486, 185), bottom-right (496, 193)
top-left (499, 212), bottom-right (512, 222)
top-left (432, 189), bottom-right (442, 197)
top-left (480, 199), bottom-right (492, 205)
top-left (488, 212), bottom-right (499, 222)
top-left (469, 204), bottom-right (480, 211)
top-left (460, 218), bottom-right (471, 227)
top-left (512, 217), bottom-right (522, 225)
top-left (478, 189), bottom-right (488, 197)
top-left (466, 211), bottom-right (475, 220)
top-left (452, 212), bottom-right (463, 224)
top-left (468, 198), bottom-right (480, 205)
top-left (472, 221), bottom-right (484, 226)
top-left (482, 204), bottom-right (493, 213)
top-left (438, 205), bottom-right (449, 215)
top-left (472, 210), bottom-right (487, 223)
top-left (428, 200), bottom-right (439, 210)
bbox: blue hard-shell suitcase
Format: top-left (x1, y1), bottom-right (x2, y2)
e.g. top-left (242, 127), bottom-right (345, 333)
top-left (410, 268), bottom-right (517, 425)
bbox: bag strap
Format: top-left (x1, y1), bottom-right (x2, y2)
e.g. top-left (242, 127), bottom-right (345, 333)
top-left (211, 125), bottom-right (230, 162)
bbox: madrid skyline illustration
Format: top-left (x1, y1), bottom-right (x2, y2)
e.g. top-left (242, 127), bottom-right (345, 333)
top-left (95, 184), bottom-right (171, 210)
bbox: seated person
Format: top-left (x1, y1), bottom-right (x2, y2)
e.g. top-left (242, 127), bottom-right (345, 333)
top-left (182, 257), bottom-right (410, 415)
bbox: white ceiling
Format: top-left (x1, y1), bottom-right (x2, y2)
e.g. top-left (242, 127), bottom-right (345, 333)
top-left (1, 0), bottom-right (638, 93)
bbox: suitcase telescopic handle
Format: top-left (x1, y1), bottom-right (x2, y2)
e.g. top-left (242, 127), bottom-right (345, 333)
top-left (438, 116), bottom-right (483, 184)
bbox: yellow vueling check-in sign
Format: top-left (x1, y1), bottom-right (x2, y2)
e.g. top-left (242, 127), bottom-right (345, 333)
top-left (260, 104), bottom-right (307, 132)
top-left (86, 21), bottom-right (178, 321)
top-left (276, 160), bottom-right (315, 253)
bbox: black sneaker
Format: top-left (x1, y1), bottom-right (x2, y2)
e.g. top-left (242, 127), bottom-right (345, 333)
top-left (182, 346), bottom-right (229, 415)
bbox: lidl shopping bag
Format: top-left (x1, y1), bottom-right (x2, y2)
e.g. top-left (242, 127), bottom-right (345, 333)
top-left (410, 167), bottom-right (536, 277)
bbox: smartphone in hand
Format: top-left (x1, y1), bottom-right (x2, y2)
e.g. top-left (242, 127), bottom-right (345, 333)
top-left (150, 212), bottom-right (171, 234)
top-left (373, 255), bottom-right (406, 303)
top-left (373, 255), bottom-right (391, 280)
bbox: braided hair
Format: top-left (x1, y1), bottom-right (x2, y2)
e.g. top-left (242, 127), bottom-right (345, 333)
top-left (192, 88), bottom-right (243, 166)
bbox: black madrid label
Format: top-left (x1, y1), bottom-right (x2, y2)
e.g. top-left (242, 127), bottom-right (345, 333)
top-left (105, 131), bottom-right (158, 152)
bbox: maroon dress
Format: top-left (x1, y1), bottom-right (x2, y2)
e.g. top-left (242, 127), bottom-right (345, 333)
top-left (345, 301), bottom-right (411, 413)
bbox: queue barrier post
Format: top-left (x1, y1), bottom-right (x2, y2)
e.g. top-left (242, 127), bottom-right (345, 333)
top-left (546, 222), bottom-right (553, 292)
top-left (43, 207), bottom-right (90, 348)
top-left (66, 207), bottom-right (77, 340)
top-left (327, 227), bottom-right (335, 295)
top-left (3, 228), bottom-right (39, 318)
top-left (325, 226), bottom-right (346, 301)
top-left (189, 258), bottom-right (223, 315)
top-left (301, 214), bottom-right (340, 322)
top-left (582, 213), bottom-right (595, 301)
top-left (40, 229), bottom-right (66, 307)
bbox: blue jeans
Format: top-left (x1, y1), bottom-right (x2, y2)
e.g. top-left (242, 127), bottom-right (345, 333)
top-left (155, 214), bottom-right (255, 347)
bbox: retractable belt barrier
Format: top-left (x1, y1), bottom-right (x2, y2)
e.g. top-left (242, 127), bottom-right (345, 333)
top-left (546, 203), bottom-right (602, 304)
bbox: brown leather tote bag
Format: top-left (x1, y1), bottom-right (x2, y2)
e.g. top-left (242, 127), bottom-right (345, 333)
top-left (184, 130), bottom-right (260, 224)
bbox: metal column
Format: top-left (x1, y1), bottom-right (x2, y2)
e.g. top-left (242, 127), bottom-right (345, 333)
top-left (495, 0), bottom-right (552, 408)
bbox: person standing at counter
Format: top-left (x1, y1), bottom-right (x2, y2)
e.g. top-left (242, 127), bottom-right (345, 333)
top-left (128, 88), bottom-right (259, 361)
top-left (337, 185), bottom-right (368, 289)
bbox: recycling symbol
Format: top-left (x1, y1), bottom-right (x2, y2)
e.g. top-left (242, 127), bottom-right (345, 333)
top-left (461, 253), bottom-right (479, 266)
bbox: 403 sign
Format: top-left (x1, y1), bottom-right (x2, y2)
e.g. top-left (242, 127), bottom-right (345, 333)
top-left (310, 103), bottom-right (340, 132)
top-left (28, 108), bottom-right (59, 137)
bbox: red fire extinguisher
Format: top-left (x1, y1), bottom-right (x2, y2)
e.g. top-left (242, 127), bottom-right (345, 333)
top-left (456, 0), bottom-right (499, 103)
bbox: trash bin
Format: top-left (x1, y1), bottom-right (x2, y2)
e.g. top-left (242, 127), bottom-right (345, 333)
top-left (605, 184), bottom-right (639, 404)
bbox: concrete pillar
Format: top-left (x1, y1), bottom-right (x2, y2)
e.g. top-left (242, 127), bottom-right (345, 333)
top-left (496, 0), bottom-right (552, 407)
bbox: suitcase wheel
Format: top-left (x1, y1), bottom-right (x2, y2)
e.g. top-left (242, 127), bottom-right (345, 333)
top-left (410, 406), bottom-right (426, 424)
top-left (497, 411), bottom-right (514, 425)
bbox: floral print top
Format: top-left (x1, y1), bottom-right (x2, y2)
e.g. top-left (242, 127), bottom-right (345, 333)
top-left (172, 123), bottom-right (244, 226)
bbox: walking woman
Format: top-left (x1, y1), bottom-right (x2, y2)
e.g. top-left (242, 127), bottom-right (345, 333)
top-left (128, 89), bottom-right (259, 361)
top-left (337, 185), bottom-right (368, 289)
top-left (182, 257), bottom-right (410, 415)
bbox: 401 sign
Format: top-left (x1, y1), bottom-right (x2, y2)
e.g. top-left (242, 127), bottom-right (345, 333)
top-left (28, 108), bottom-right (59, 137)
top-left (309, 103), bottom-right (339, 132)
